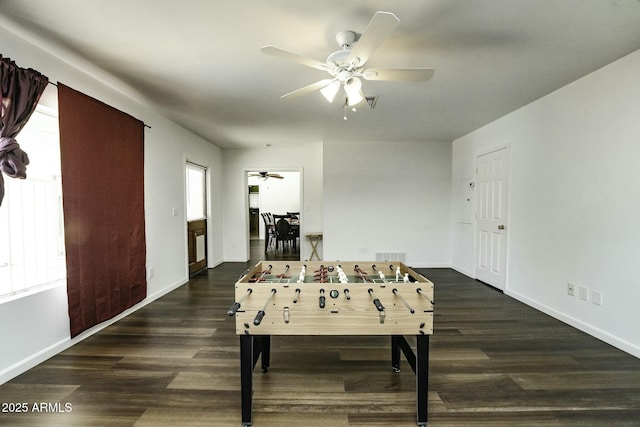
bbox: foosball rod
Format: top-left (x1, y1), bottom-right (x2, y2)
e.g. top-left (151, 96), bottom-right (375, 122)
top-left (249, 264), bottom-right (273, 282)
top-left (378, 270), bottom-right (388, 283)
top-left (281, 264), bottom-right (290, 275)
top-left (227, 288), bottom-right (253, 316)
top-left (368, 288), bottom-right (386, 323)
top-left (416, 288), bottom-right (435, 305)
top-left (276, 264), bottom-right (290, 280)
top-left (371, 264), bottom-right (395, 272)
top-left (297, 264), bottom-right (307, 282)
top-left (353, 265), bottom-right (371, 282)
top-left (367, 288), bottom-right (385, 312)
top-left (253, 288), bottom-right (277, 325)
top-left (392, 288), bottom-right (415, 313)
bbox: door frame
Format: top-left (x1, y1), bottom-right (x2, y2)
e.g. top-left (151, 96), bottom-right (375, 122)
top-left (243, 168), bottom-right (304, 261)
top-left (185, 159), bottom-right (210, 275)
top-left (474, 143), bottom-right (511, 291)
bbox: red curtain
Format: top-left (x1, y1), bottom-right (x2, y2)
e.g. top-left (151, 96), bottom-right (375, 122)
top-left (58, 84), bottom-right (146, 337)
top-left (0, 54), bottom-right (49, 205)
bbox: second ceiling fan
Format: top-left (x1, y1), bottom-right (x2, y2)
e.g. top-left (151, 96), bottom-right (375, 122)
top-left (249, 171), bottom-right (284, 180)
top-left (262, 11), bottom-right (435, 106)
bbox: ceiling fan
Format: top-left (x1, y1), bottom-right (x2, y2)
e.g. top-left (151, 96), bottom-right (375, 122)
top-left (249, 171), bottom-right (284, 180)
top-left (262, 11), bottom-right (434, 107)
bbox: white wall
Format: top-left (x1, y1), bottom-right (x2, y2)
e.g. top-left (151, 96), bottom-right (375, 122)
top-left (222, 145), bottom-right (323, 261)
top-left (4, 17), bottom-right (639, 387)
top-left (0, 24), bottom-right (223, 383)
top-left (451, 48), bottom-right (640, 358)
top-left (323, 140), bottom-right (452, 267)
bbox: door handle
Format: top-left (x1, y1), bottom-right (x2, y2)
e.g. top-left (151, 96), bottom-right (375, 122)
top-left (498, 225), bottom-right (505, 230)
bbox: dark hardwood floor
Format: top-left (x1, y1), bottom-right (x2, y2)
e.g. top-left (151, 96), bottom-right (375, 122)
top-left (253, 238), bottom-right (301, 262)
top-left (2, 262), bottom-right (640, 426)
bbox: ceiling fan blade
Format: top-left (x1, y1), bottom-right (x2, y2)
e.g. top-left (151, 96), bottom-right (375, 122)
top-left (268, 174), bottom-right (284, 179)
top-left (281, 79), bottom-right (335, 99)
top-left (362, 68), bottom-right (435, 82)
top-left (262, 45), bottom-right (329, 71)
top-left (347, 11), bottom-right (400, 68)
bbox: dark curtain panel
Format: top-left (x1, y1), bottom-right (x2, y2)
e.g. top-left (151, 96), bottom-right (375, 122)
top-left (0, 55), bottom-right (49, 205)
top-left (58, 83), bottom-right (147, 337)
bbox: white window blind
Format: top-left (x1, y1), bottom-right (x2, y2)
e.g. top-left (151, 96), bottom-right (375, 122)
top-left (0, 102), bottom-right (66, 300)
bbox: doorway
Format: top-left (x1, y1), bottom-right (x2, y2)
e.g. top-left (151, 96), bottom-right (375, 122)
top-left (186, 162), bottom-right (207, 275)
top-left (246, 170), bottom-right (301, 261)
top-left (475, 146), bottom-right (510, 290)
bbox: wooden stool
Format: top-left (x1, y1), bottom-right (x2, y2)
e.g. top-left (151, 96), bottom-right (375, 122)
top-left (305, 232), bottom-right (322, 260)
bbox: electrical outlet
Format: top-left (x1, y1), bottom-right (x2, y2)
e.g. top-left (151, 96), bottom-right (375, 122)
top-left (579, 286), bottom-right (589, 301)
top-left (567, 283), bottom-right (575, 296)
top-left (592, 290), bottom-right (603, 306)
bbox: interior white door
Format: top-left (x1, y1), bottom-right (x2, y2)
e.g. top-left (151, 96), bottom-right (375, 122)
top-left (475, 147), bottom-right (509, 290)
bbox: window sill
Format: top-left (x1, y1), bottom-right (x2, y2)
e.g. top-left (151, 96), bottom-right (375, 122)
top-left (0, 279), bottom-right (66, 304)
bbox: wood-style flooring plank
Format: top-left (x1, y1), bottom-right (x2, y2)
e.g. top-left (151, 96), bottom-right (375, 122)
top-left (2, 256), bottom-right (640, 426)
top-left (511, 371), bottom-right (640, 390)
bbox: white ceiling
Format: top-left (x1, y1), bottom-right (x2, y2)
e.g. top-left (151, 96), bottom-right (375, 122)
top-left (2, 0), bottom-right (640, 149)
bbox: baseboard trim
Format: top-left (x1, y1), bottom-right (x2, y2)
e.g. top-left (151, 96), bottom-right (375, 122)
top-left (506, 289), bottom-right (640, 359)
top-left (407, 263), bottom-right (451, 269)
top-left (208, 258), bottom-right (224, 269)
top-left (0, 277), bottom-right (188, 385)
top-left (450, 264), bottom-right (475, 278)
top-left (0, 337), bottom-right (69, 385)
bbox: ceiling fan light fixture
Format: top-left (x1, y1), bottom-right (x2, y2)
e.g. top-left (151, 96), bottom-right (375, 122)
top-left (344, 77), bottom-right (364, 106)
top-left (347, 94), bottom-right (364, 106)
top-left (320, 80), bottom-right (340, 103)
top-left (262, 11), bottom-right (434, 115)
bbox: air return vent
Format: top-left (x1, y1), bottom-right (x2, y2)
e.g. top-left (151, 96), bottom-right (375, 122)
top-left (375, 252), bottom-right (406, 262)
top-left (365, 96), bottom-right (378, 109)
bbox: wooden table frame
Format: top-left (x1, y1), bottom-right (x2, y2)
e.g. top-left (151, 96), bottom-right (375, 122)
top-left (239, 334), bottom-right (430, 426)
top-left (233, 261), bottom-right (433, 426)
top-left (305, 233), bottom-right (322, 261)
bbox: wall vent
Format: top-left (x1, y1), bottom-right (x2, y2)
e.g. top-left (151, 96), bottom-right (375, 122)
top-left (375, 252), bottom-right (406, 263)
top-left (365, 96), bottom-right (378, 109)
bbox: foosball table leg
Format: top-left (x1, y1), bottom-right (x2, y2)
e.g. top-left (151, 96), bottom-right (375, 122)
top-left (240, 335), bottom-right (273, 426)
top-left (390, 334), bottom-right (429, 426)
top-left (259, 335), bottom-right (271, 373)
top-left (240, 335), bottom-right (253, 426)
top-left (416, 334), bottom-right (430, 426)
top-left (391, 335), bottom-right (402, 373)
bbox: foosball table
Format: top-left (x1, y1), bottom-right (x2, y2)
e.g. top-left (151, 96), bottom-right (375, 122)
top-left (228, 261), bottom-right (435, 426)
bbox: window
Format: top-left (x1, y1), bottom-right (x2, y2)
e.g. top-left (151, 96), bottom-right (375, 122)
top-left (0, 94), bottom-right (65, 300)
top-left (186, 162), bottom-right (206, 221)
